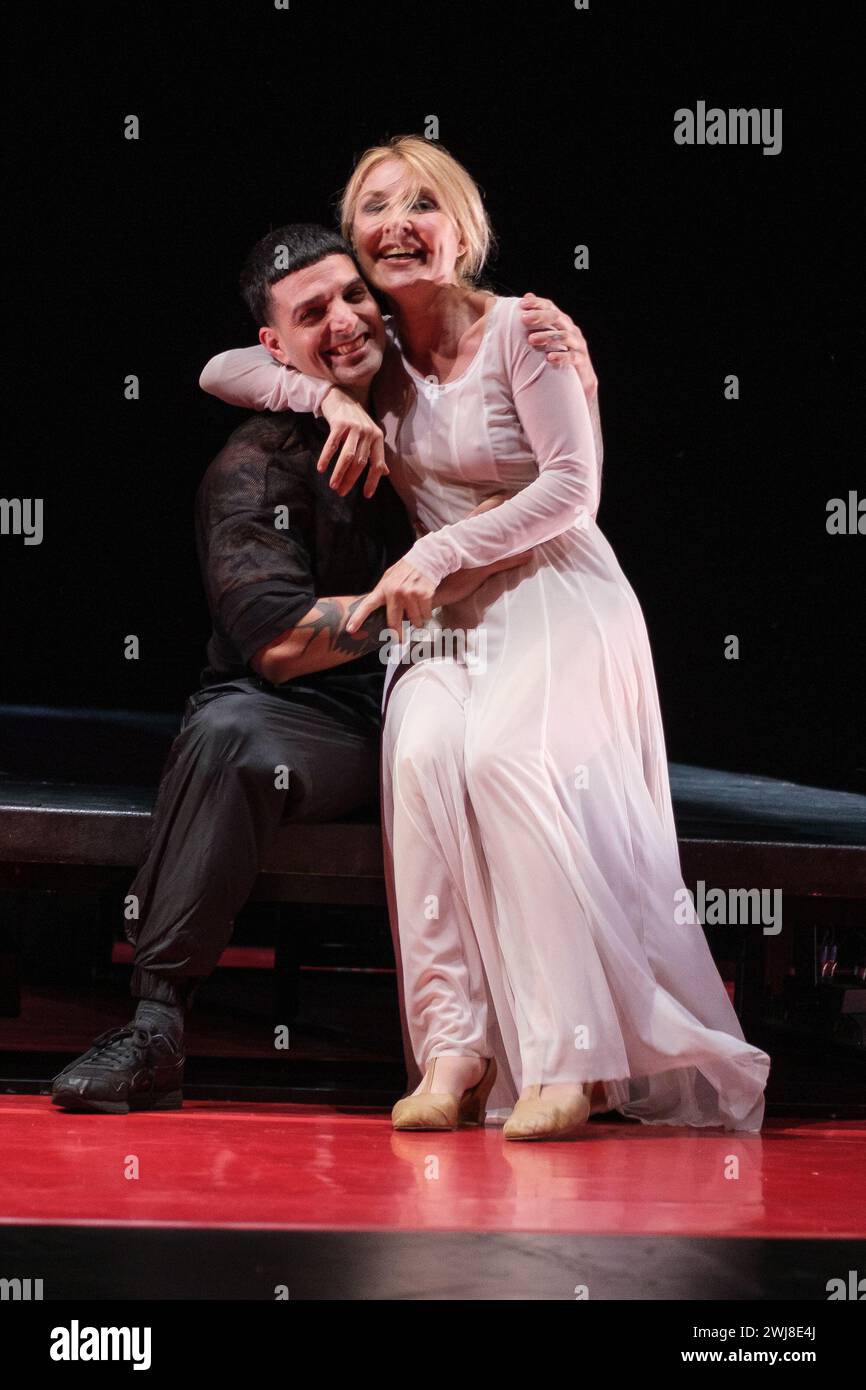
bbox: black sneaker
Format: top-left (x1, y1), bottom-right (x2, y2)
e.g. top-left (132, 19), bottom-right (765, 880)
top-left (50, 1022), bottom-right (185, 1114)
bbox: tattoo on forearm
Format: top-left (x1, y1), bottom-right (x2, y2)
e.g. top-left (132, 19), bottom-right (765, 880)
top-left (293, 598), bottom-right (389, 659)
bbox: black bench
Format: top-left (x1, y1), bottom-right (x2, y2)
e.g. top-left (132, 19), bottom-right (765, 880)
top-left (0, 705), bottom-right (389, 906)
top-left (2, 703), bottom-right (865, 901)
top-left (2, 704), bottom-right (866, 1032)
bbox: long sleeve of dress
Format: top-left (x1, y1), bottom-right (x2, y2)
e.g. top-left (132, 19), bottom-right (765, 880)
top-left (402, 307), bottom-right (601, 587)
top-left (199, 345), bottom-right (333, 416)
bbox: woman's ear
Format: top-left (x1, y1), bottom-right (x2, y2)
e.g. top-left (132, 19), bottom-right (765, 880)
top-left (258, 324), bottom-right (290, 365)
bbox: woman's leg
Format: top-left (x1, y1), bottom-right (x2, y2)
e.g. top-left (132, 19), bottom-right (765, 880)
top-left (458, 553), bottom-right (768, 1129)
top-left (382, 658), bottom-right (491, 1094)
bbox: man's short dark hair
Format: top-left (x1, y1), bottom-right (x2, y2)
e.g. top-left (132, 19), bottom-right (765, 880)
top-left (239, 224), bottom-right (359, 327)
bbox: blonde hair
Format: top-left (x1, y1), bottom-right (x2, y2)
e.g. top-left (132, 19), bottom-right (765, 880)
top-left (339, 135), bottom-right (496, 287)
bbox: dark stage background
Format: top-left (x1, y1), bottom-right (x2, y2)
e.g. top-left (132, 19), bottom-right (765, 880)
top-left (4, 1), bottom-right (863, 791)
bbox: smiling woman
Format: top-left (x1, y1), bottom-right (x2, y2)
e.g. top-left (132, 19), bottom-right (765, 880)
top-left (340, 133), bottom-right (495, 295)
top-left (198, 135), bottom-right (771, 1141)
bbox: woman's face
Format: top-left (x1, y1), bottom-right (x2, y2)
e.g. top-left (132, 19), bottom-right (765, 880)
top-left (352, 158), bottom-right (466, 296)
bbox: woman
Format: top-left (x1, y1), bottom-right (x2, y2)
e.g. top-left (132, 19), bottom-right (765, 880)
top-left (201, 135), bottom-right (771, 1138)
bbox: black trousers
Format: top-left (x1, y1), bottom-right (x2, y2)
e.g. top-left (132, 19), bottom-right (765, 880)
top-left (126, 676), bottom-right (381, 1009)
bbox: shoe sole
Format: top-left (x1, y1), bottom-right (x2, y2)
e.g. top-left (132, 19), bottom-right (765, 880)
top-left (391, 1113), bottom-right (490, 1131)
top-left (503, 1128), bottom-right (586, 1141)
top-left (51, 1089), bottom-right (183, 1115)
top-left (504, 1116), bottom-right (590, 1140)
top-left (392, 1118), bottom-right (482, 1131)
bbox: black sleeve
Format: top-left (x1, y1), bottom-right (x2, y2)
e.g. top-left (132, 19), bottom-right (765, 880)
top-left (197, 419), bottom-right (317, 665)
top-left (380, 477), bottom-right (418, 567)
top-left (212, 516), bottom-right (317, 664)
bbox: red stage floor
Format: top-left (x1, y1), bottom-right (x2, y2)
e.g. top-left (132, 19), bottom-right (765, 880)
top-left (1, 1098), bottom-right (863, 1238)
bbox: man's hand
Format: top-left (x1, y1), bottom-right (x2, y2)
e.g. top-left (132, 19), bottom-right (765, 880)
top-left (519, 293), bottom-right (598, 401)
top-left (318, 388), bottom-right (388, 498)
top-left (433, 492), bottom-right (532, 605)
top-left (434, 548), bottom-right (533, 607)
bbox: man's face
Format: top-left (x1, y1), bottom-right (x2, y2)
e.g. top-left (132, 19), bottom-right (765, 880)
top-left (260, 254), bottom-right (385, 393)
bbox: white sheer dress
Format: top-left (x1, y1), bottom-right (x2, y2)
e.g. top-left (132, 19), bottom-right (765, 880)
top-left (201, 297), bottom-right (771, 1129)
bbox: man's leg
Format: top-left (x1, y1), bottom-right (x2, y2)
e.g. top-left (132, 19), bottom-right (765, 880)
top-left (128, 678), bottom-right (379, 1004)
top-left (51, 677), bottom-right (380, 1112)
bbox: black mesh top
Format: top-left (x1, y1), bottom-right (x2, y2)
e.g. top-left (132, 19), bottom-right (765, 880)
top-left (194, 410), bottom-right (415, 726)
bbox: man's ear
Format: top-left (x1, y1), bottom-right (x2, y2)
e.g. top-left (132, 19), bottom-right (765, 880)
top-left (258, 324), bottom-right (291, 366)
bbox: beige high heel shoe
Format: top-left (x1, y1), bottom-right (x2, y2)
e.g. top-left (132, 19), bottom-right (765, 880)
top-left (503, 1081), bottom-right (597, 1141)
top-left (391, 1056), bottom-right (497, 1131)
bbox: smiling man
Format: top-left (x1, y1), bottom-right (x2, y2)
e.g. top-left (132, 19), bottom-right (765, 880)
top-left (51, 222), bottom-right (599, 1113)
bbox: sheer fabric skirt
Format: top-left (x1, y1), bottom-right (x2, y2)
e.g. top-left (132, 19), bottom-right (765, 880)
top-left (380, 522), bottom-right (770, 1129)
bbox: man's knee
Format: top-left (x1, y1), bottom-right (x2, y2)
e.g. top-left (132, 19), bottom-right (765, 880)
top-left (182, 691), bottom-right (286, 776)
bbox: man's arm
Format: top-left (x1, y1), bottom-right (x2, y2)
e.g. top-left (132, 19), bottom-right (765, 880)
top-left (251, 595), bottom-right (388, 685)
top-left (252, 547), bottom-right (531, 685)
top-left (253, 494), bottom-right (533, 686)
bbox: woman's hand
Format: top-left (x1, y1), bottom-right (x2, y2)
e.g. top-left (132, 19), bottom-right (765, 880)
top-left (345, 557), bottom-right (437, 635)
top-left (519, 293), bottom-right (599, 401)
top-left (318, 388), bottom-right (389, 498)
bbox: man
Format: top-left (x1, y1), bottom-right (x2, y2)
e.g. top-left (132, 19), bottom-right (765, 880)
top-left (51, 223), bottom-right (600, 1112)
